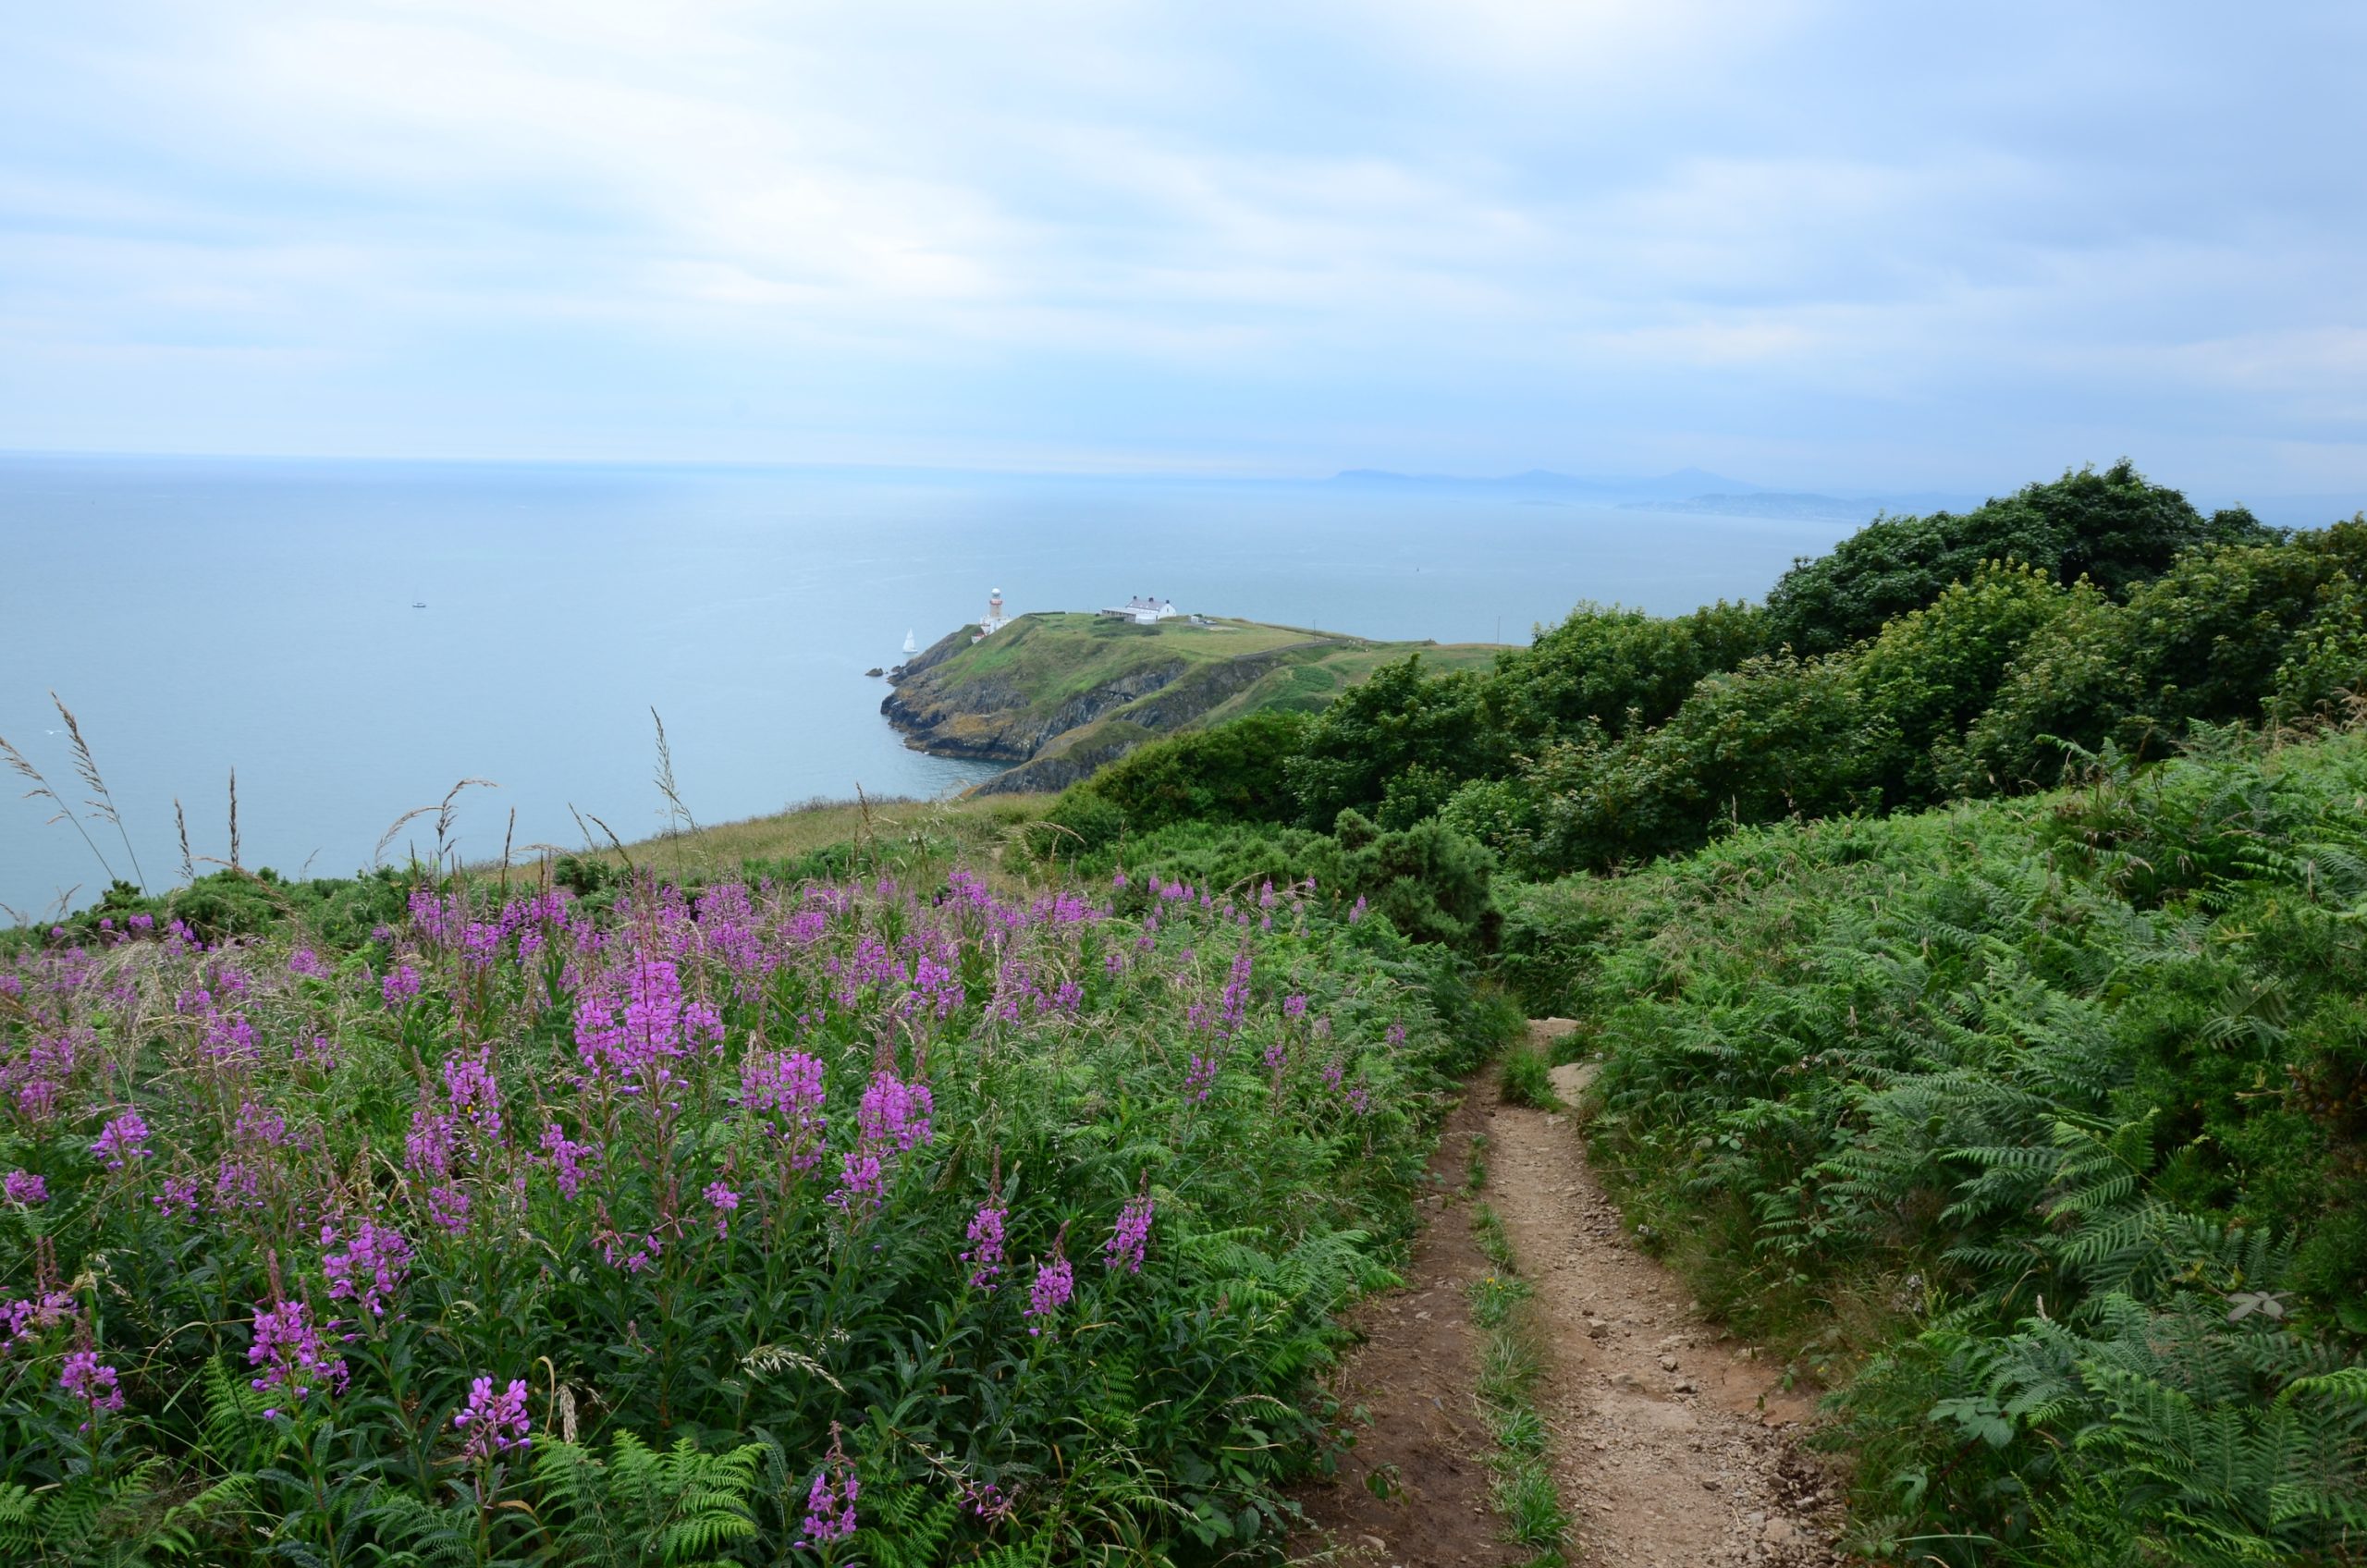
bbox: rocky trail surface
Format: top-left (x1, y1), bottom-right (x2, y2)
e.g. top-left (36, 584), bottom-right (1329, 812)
top-left (1292, 1021), bottom-right (1848, 1568)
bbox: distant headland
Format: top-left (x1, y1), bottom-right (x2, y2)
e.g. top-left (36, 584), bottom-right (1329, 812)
top-left (879, 589), bottom-right (1507, 795)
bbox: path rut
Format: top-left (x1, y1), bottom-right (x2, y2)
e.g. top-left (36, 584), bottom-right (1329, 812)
top-left (1292, 1021), bottom-right (1847, 1567)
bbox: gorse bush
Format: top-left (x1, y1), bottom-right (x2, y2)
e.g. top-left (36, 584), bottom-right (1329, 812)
top-left (1509, 728), bottom-right (2367, 1564)
top-left (0, 862), bottom-right (1483, 1563)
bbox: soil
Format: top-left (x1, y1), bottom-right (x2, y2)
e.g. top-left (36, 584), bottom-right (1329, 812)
top-left (1290, 1021), bottom-right (1848, 1568)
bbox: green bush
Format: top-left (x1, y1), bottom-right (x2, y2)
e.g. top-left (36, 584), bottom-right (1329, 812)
top-left (1481, 599), bottom-right (1769, 748)
top-left (1551, 728), bottom-right (2367, 1562)
top-left (1036, 708), bottom-right (1315, 857)
top-left (1763, 459), bottom-right (2270, 655)
top-left (1285, 656), bottom-right (1503, 828)
top-left (1090, 809), bottom-right (1506, 959)
top-left (1956, 520), bottom-right (2367, 791)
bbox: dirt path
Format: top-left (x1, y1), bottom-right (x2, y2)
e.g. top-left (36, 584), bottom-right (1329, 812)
top-left (1292, 1023), bottom-right (1846, 1568)
top-left (1289, 1088), bottom-right (1537, 1567)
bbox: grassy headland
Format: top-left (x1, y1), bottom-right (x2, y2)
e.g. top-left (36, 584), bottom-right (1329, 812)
top-left (882, 610), bottom-right (1505, 795)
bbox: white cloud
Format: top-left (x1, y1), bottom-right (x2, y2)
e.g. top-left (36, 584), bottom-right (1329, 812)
top-left (0, 1), bottom-right (2361, 492)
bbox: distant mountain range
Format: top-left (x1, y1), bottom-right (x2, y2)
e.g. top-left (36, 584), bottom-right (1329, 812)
top-left (1329, 468), bottom-right (1981, 520)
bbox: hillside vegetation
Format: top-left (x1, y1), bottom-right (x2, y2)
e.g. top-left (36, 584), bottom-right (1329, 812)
top-left (7, 457), bottom-right (2365, 1565)
top-left (1506, 730), bottom-right (2367, 1562)
top-left (1016, 459), bottom-right (2367, 1564)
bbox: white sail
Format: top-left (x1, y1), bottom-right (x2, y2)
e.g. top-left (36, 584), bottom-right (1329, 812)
top-left (902, 630), bottom-right (917, 655)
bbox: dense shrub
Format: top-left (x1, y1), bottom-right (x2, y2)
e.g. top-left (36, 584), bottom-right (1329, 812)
top-left (1530, 729), bottom-right (2367, 1563)
top-left (1283, 657), bottom-right (1503, 829)
top-left (1956, 519), bottom-right (2367, 790)
top-left (1073, 810), bottom-right (1507, 960)
top-left (0, 865), bottom-right (1482, 1563)
top-left (1032, 708), bottom-right (1313, 856)
top-left (1480, 600), bottom-right (1769, 749)
top-left (1762, 459), bottom-right (2271, 655)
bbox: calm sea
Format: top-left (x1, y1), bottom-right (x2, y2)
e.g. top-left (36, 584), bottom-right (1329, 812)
top-left (0, 455), bottom-right (1858, 914)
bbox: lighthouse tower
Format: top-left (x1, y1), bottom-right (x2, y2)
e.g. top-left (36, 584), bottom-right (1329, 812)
top-left (978, 587), bottom-right (1012, 636)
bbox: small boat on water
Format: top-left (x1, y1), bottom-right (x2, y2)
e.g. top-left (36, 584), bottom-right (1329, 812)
top-left (902, 630), bottom-right (917, 655)
top-left (412, 601), bottom-right (427, 609)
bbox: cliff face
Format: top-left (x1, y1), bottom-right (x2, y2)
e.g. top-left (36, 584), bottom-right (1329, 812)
top-left (881, 656), bottom-right (1188, 763)
top-left (880, 611), bottom-right (1503, 795)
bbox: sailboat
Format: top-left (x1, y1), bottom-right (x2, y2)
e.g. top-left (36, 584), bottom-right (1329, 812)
top-left (902, 630), bottom-right (917, 655)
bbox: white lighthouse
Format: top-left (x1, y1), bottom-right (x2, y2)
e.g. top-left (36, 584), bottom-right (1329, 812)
top-left (977, 587), bottom-right (1012, 636)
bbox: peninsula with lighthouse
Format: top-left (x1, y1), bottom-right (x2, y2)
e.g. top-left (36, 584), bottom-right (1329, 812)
top-left (879, 585), bottom-right (1507, 795)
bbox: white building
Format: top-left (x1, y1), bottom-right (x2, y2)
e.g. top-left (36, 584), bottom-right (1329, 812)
top-left (1101, 594), bottom-right (1183, 625)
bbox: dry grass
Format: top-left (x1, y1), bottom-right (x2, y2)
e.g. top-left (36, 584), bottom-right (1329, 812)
top-left (512, 790), bottom-right (1056, 883)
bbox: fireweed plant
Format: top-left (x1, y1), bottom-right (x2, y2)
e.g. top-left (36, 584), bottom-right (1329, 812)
top-left (0, 864), bottom-right (1501, 1562)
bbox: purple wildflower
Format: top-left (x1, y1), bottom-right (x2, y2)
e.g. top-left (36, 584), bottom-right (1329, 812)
top-left (60, 1350), bottom-right (125, 1425)
top-left (1025, 1249), bottom-right (1073, 1336)
top-left (405, 1110), bottom-right (456, 1178)
top-left (704, 1181), bottom-right (740, 1237)
top-left (214, 1159), bottom-right (263, 1210)
top-left (3, 1170), bottom-right (45, 1205)
top-left (153, 1176), bottom-right (201, 1220)
top-left (425, 1185), bottom-right (471, 1234)
top-left (539, 1123), bottom-right (596, 1198)
top-left (381, 963), bottom-right (423, 1008)
top-left (3, 1290), bottom-right (76, 1346)
top-left (799, 1430), bottom-right (860, 1546)
top-left (90, 1112), bottom-right (152, 1170)
top-left (1348, 895), bottom-right (1367, 924)
top-left (453, 1376), bottom-right (532, 1461)
top-left (232, 1099), bottom-right (288, 1148)
top-left (1105, 1191), bottom-right (1154, 1274)
top-left (857, 1070), bottom-right (934, 1153)
top-left (829, 1150), bottom-right (887, 1214)
top-left (202, 1010), bottom-right (259, 1065)
top-left (737, 1049), bottom-right (828, 1168)
top-left (1217, 949), bottom-right (1253, 1037)
top-left (441, 1048), bottom-right (501, 1137)
top-left (1184, 1053), bottom-right (1220, 1102)
top-left (962, 1202), bottom-right (1007, 1288)
top-left (248, 1300), bottom-right (347, 1415)
top-left (322, 1219), bottom-right (414, 1319)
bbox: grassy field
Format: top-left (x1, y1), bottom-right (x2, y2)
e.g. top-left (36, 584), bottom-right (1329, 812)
top-left (545, 790), bottom-right (1053, 883)
top-left (934, 613), bottom-right (1341, 706)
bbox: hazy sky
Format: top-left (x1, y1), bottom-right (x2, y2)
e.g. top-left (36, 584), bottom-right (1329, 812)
top-left (4, 2), bottom-right (2362, 494)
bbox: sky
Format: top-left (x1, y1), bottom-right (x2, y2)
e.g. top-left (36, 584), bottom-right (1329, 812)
top-left (3, 2), bottom-right (2364, 496)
